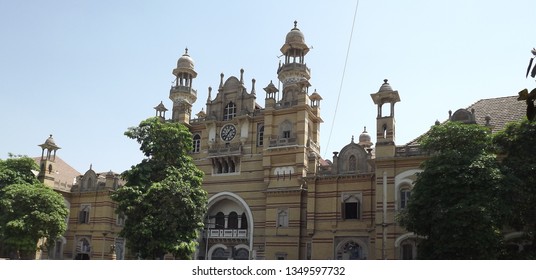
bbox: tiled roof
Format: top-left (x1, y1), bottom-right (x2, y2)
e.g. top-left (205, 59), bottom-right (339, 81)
top-left (33, 156), bottom-right (81, 190)
top-left (467, 95), bottom-right (526, 134)
top-left (405, 96), bottom-right (526, 146)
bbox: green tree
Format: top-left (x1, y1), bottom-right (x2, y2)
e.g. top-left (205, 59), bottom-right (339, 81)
top-left (494, 119), bottom-right (536, 258)
top-left (0, 156), bottom-right (68, 259)
top-left (399, 122), bottom-right (505, 259)
top-left (111, 117), bottom-right (207, 259)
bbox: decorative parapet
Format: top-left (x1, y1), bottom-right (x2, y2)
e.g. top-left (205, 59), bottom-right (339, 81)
top-left (395, 145), bottom-right (427, 157)
top-left (269, 137), bottom-right (297, 147)
top-left (208, 143), bottom-right (242, 156)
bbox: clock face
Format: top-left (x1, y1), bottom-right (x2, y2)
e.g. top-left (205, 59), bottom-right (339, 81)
top-left (221, 124), bottom-right (237, 142)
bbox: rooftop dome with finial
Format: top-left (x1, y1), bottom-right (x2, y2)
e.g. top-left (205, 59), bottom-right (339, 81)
top-left (39, 134), bottom-right (60, 151)
top-left (378, 79), bottom-right (393, 92)
top-left (281, 21), bottom-right (309, 55)
top-left (177, 48), bottom-right (195, 70)
top-left (358, 127), bottom-right (372, 147)
top-left (286, 20), bottom-right (305, 45)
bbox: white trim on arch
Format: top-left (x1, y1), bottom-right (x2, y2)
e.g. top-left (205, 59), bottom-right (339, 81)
top-left (394, 232), bottom-right (419, 248)
top-left (207, 192), bottom-right (254, 253)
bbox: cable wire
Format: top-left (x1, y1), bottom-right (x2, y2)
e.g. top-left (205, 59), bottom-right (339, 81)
top-left (323, 0), bottom-right (360, 158)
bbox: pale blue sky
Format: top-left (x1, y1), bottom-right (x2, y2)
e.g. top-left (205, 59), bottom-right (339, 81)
top-left (1, 0), bottom-right (535, 174)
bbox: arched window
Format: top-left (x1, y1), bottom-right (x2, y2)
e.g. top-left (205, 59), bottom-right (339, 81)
top-left (336, 241), bottom-right (363, 260)
top-left (228, 211), bottom-right (238, 229)
top-left (400, 239), bottom-right (417, 260)
top-left (192, 134), bottom-right (201, 153)
top-left (277, 208), bottom-right (289, 228)
top-left (400, 188), bottom-right (411, 209)
top-left (349, 155), bottom-right (357, 172)
top-left (48, 164), bottom-right (53, 174)
top-left (223, 102), bottom-right (236, 121)
top-left (241, 212), bottom-right (248, 229)
top-left (257, 125), bottom-right (264, 147)
top-left (212, 248), bottom-right (227, 260)
top-left (215, 212), bottom-right (225, 229)
top-left (234, 248), bottom-right (249, 260)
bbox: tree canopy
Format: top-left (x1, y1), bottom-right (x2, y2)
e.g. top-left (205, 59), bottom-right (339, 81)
top-left (399, 122), bottom-right (505, 259)
top-left (0, 156), bottom-right (68, 259)
top-left (111, 117), bottom-right (207, 259)
top-left (494, 119), bottom-right (536, 258)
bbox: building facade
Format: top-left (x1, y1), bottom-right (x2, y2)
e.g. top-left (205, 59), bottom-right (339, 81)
top-left (33, 22), bottom-right (526, 260)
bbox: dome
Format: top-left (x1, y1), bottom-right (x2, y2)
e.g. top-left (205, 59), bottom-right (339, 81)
top-left (177, 48), bottom-right (195, 70)
top-left (285, 21), bottom-right (305, 45)
top-left (44, 135), bottom-right (56, 146)
top-left (378, 79), bottom-right (393, 92)
top-left (358, 127), bottom-right (372, 148)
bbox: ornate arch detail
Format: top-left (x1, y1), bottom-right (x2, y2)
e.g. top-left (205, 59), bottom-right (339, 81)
top-left (335, 238), bottom-right (368, 260)
top-left (207, 243), bottom-right (228, 260)
top-left (207, 192), bottom-right (254, 249)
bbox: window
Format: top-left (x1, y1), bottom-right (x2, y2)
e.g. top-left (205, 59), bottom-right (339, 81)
top-left (214, 212), bottom-right (225, 229)
top-left (193, 134), bottom-right (201, 153)
top-left (257, 124), bottom-right (264, 146)
top-left (349, 155), bottom-right (357, 172)
top-left (401, 244), bottom-right (414, 260)
top-left (212, 157), bottom-right (240, 175)
top-left (336, 241), bottom-right (363, 260)
top-left (116, 213), bottom-right (125, 226)
top-left (78, 204), bottom-right (90, 224)
top-left (241, 212), bottom-right (248, 229)
top-left (400, 189), bottom-right (411, 209)
top-left (234, 248), bottom-right (249, 260)
top-left (277, 208), bottom-right (289, 228)
top-left (280, 120), bottom-right (292, 139)
top-left (400, 239), bottom-right (417, 260)
top-left (223, 102), bottom-right (236, 121)
top-left (341, 193), bottom-right (361, 220)
top-left (228, 212), bottom-right (238, 229)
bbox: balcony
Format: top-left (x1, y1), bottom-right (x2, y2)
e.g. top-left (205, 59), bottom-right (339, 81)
top-left (206, 229), bottom-right (248, 239)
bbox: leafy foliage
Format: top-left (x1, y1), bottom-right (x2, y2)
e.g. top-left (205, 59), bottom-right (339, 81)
top-left (494, 119), bottom-right (536, 258)
top-left (399, 122), bottom-right (505, 259)
top-left (0, 156), bottom-right (68, 259)
top-left (111, 117), bottom-right (207, 259)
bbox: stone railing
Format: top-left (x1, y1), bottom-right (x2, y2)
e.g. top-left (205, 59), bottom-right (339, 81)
top-left (207, 229), bottom-right (248, 239)
top-left (269, 137), bottom-right (297, 147)
top-left (208, 143), bottom-right (242, 156)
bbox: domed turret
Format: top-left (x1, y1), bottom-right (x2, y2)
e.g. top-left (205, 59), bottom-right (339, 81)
top-left (378, 79), bottom-right (393, 92)
top-left (170, 48), bottom-right (198, 124)
top-left (280, 21), bottom-right (310, 56)
top-left (358, 127), bottom-right (372, 148)
top-left (173, 48), bottom-right (197, 77)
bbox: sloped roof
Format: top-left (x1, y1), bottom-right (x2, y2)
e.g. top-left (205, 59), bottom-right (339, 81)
top-left (33, 156), bottom-right (81, 188)
top-left (406, 96), bottom-right (526, 146)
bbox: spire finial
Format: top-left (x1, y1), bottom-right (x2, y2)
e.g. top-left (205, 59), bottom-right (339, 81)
top-left (294, 20), bottom-right (298, 28)
top-left (363, 126), bottom-right (367, 132)
top-left (185, 47), bottom-right (188, 55)
top-left (351, 135), bottom-right (355, 143)
top-left (383, 79), bottom-right (388, 84)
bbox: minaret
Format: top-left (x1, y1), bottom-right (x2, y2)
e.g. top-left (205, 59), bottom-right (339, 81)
top-left (277, 21), bottom-right (311, 105)
top-left (370, 79), bottom-right (400, 157)
top-left (170, 48), bottom-right (198, 124)
top-left (38, 134), bottom-right (60, 187)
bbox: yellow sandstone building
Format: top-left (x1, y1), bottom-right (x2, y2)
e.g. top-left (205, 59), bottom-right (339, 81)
top-left (35, 22), bottom-right (525, 260)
